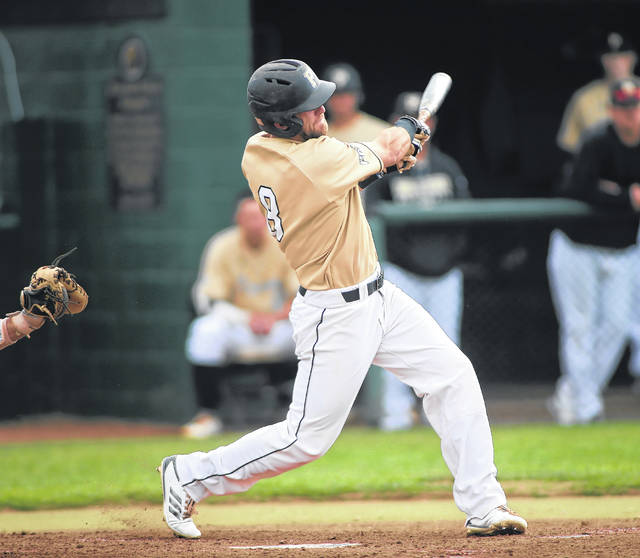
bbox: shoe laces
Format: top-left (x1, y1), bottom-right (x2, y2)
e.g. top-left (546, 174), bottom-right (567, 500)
top-left (495, 505), bottom-right (517, 516)
top-left (183, 495), bottom-right (197, 519)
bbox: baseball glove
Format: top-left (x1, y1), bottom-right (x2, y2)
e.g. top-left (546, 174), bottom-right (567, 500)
top-left (20, 247), bottom-right (89, 324)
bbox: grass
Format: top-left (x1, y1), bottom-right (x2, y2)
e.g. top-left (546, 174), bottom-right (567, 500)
top-left (1, 422), bottom-right (639, 510)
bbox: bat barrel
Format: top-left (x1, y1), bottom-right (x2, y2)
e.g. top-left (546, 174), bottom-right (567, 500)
top-left (419, 72), bottom-right (452, 119)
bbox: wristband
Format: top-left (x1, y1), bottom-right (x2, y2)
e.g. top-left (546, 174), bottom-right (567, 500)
top-left (13, 310), bottom-right (45, 336)
top-left (393, 115), bottom-right (418, 140)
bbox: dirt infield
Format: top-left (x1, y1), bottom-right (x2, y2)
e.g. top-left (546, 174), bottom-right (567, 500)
top-left (2, 519), bottom-right (640, 558)
top-left (0, 415), bottom-right (180, 443)
top-left (2, 411), bottom-right (639, 557)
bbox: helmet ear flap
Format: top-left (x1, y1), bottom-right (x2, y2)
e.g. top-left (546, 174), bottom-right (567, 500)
top-left (257, 113), bottom-right (303, 139)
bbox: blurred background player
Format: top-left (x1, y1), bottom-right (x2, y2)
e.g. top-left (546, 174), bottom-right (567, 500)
top-left (321, 61), bottom-right (388, 142)
top-left (365, 91), bottom-right (471, 430)
top-left (555, 31), bottom-right (640, 396)
top-left (557, 31), bottom-right (638, 155)
top-left (182, 192), bottom-right (298, 437)
top-left (547, 77), bottom-right (640, 425)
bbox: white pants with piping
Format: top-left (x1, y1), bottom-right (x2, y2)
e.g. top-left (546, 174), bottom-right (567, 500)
top-left (176, 270), bottom-right (506, 519)
top-left (379, 262), bottom-right (463, 430)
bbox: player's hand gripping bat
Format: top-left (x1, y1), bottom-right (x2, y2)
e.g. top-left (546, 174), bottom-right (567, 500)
top-left (360, 72), bottom-right (453, 186)
top-left (396, 71), bottom-right (453, 172)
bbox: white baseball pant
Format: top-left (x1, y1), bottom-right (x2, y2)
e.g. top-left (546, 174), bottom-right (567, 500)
top-left (175, 268), bottom-right (506, 519)
top-left (379, 263), bottom-right (464, 430)
top-left (185, 302), bottom-right (296, 366)
top-left (629, 228), bottom-right (640, 381)
top-left (547, 229), bottom-right (636, 421)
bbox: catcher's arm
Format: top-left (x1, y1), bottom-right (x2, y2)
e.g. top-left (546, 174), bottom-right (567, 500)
top-left (0, 311), bottom-right (46, 350)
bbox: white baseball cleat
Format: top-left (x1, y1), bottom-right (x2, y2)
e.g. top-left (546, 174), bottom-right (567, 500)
top-left (158, 455), bottom-right (201, 539)
top-left (465, 505), bottom-right (527, 536)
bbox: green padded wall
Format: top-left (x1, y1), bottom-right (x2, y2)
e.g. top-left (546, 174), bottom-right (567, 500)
top-left (0, 0), bottom-right (252, 422)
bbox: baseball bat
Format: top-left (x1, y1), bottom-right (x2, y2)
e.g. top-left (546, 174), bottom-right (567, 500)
top-left (418, 72), bottom-right (453, 124)
top-left (358, 72), bottom-right (453, 188)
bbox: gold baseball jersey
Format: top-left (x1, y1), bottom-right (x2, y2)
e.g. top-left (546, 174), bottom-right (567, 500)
top-left (193, 227), bottom-right (298, 313)
top-left (241, 133), bottom-right (384, 290)
top-left (327, 112), bottom-right (389, 143)
top-left (557, 80), bottom-right (609, 153)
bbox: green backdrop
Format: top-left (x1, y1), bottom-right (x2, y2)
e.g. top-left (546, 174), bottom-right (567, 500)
top-left (0, 0), bottom-right (252, 422)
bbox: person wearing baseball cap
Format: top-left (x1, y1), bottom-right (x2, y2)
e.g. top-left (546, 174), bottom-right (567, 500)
top-left (321, 61), bottom-right (388, 142)
top-left (547, 75), bottom-right (640, 425)
top-left (366, 91), bottom-right (472, 432)
top-left (557, 31), bottom-right (638, 154)
top-left (551, 33), bottom-right (640, 417)
top-left (157, 58), bottom-right (527, 540)
top-left (610, 76), bottom-right (640, 109)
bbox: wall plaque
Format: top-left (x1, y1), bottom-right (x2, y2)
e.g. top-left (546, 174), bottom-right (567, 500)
top-left (106, 36), bottom-right (165, 211)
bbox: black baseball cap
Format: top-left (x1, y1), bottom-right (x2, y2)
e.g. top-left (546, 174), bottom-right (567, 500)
top-left (601, 31), bottom-right (636, 55)
top-left (322, 63), bottom-right (362, 94)
top-left (392, 91), bottom-right (421, 118)
top-left (610, 77), bottom-right (640, 107)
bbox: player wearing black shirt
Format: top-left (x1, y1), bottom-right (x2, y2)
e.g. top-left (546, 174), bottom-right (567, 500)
top-left (547, 77), bottom-right (640, 425)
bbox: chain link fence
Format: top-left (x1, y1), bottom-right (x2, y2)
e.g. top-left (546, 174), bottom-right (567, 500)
top-left (372, 199), bottom-right (639, 386)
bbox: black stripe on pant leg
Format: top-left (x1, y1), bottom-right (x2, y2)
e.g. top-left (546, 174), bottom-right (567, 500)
top-left (184, 308), bottom-right (327, 485)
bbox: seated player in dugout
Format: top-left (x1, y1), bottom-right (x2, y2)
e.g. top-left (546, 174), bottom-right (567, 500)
top-left (182, 191), bottom-right (298, 438)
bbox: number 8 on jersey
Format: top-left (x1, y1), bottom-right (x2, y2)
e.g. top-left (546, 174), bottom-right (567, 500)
top-left (258, 186), bottom-right (284, 242)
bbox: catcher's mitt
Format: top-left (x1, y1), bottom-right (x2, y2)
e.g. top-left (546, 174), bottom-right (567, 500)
top-left (20, 247), bottom-right (89, 324)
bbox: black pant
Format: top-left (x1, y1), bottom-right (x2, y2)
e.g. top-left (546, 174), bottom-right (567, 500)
top-left (191, 361), bottom-right (297, 411)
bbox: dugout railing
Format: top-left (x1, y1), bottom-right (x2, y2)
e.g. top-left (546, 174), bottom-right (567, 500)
top-left (359, 198), bottom-right (638, 424)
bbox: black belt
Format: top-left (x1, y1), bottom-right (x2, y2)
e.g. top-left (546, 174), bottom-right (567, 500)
top-left (298, 271), bottom-right (384, 303)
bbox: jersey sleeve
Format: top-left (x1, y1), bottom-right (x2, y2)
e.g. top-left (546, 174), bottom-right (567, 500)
top-left (557, 100), bottom-right (581, 153)
top-left (299, 136), bottom-right (384, 201)
top-left (193, 236), bottom-right (234, 311)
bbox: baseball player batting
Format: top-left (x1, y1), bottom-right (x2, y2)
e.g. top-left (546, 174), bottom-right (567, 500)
top-left (158, 59), bottom-right (527, 539)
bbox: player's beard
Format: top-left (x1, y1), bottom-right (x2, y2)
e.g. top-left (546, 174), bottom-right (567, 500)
top-left (301, 119), bottom-right (328, 140)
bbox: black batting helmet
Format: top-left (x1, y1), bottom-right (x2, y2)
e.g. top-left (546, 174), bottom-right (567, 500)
top-left (247, 59), bottom-right (336, 138)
